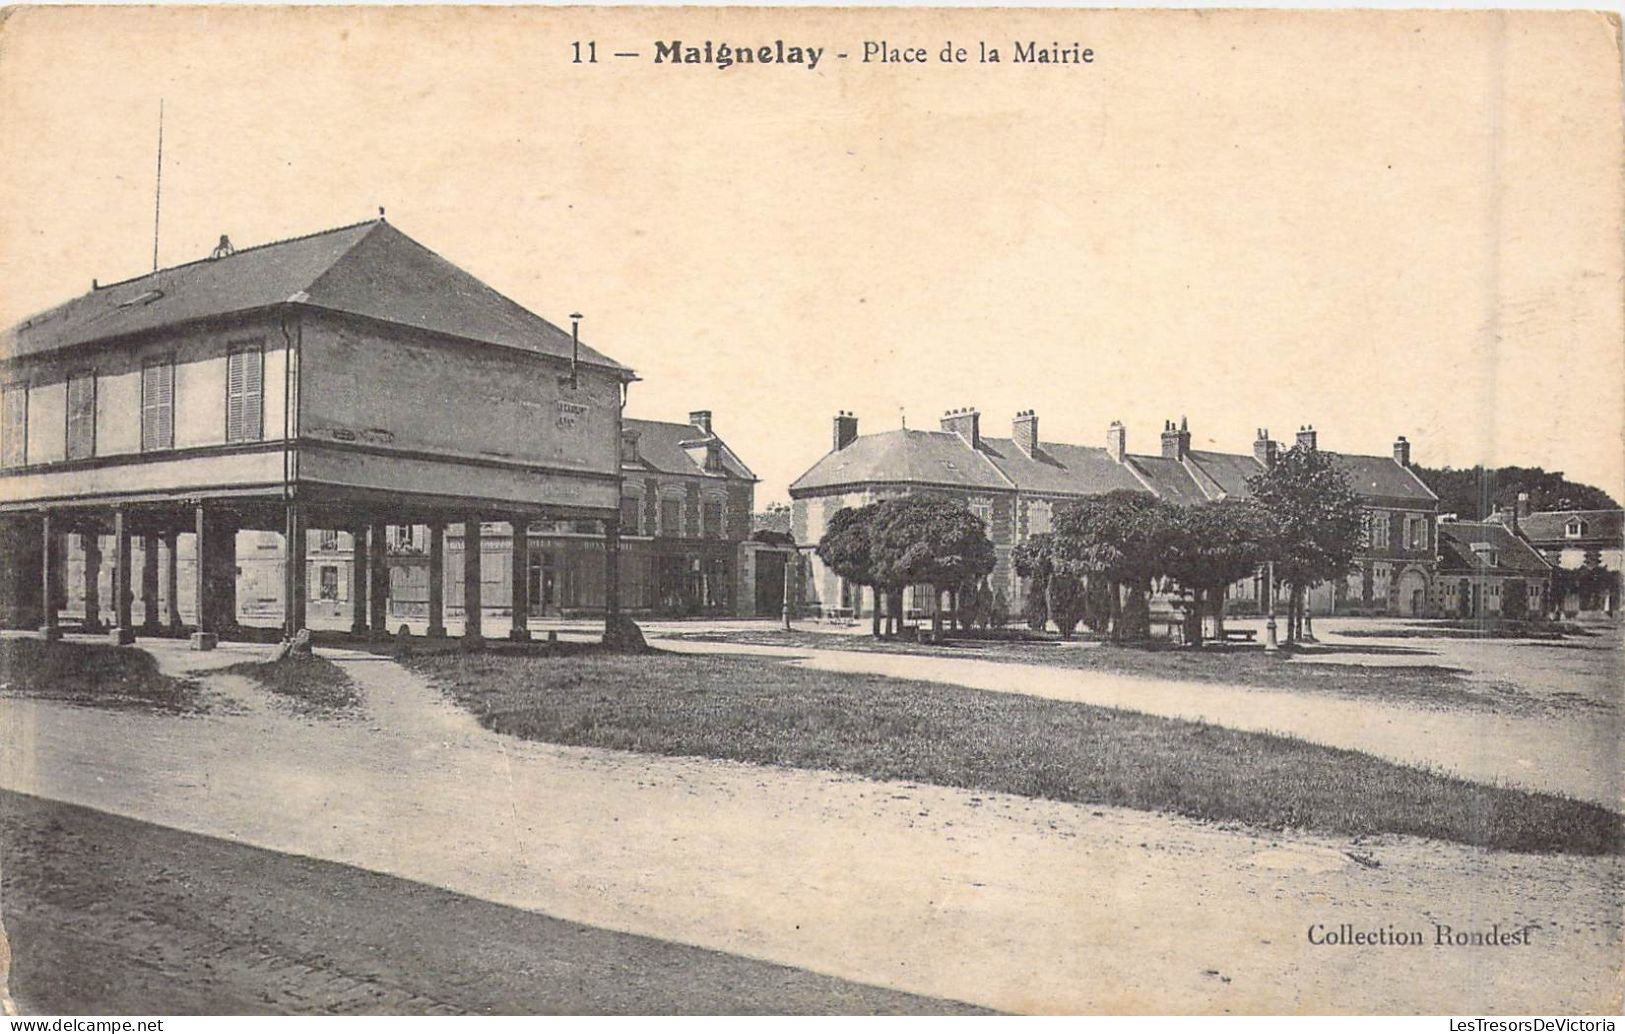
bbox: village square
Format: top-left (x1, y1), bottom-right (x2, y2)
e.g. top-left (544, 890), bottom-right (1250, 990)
top-left (0, 5), bottom-right (1621, 1021)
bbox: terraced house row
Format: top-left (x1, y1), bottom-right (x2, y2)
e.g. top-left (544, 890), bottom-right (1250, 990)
top-left (789, 408), bottom-right (1444, 619)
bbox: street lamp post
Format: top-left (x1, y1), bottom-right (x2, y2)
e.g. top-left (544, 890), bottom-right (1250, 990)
top-left (781, 549), bottom-right (796, 631)
top-left (1264, 559), bottom-right (1279, 652)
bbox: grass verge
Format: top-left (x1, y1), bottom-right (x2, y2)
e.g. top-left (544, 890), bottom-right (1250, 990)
top-left (404, 650), bottom-right (1623, 856)
top-left (669, 628), bottom-right (1520, 712)
top-left (0, 637), bottom-right (203, 713)
top-left (220, 653), bottom-right (361, 716)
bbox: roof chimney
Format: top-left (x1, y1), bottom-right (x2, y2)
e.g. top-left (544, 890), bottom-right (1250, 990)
top-left (833, 411), bottom-right (859, 451)
top-left (1295, 425), bottom-right (1318, 451)
top-left (1516, 491), bottom-right (1531, 519)
top-left (1253, 428), bottom-right (1278, 469)
top-left (689, 410), bottom-right (713, 436)
top-left (1013, 410), bottom-right (1039, 456)
top-left (941, 407), bottom-right (981, 449)
top-left (209, 235), bottom-right (235, 260)
top-left (1107, 420), bottom-right (1127, 463)
top-left (1161, 417), bottom-right (1191, 460)
top-left (1392, 435), bottom-right (1411, 468)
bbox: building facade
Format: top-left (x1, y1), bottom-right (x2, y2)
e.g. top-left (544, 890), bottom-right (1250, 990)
top-left (1434, 516), bottom-right (1554, 618)
top-left (1517, 504), bottom-right (1622, 617)
top-left (788, 408), bottom-right (1440, 619)
top-left (0, 218), bottom-right (634, 645)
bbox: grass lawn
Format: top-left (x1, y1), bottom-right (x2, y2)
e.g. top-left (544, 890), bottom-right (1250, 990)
top-left (0, 637), bottom-right (203, 713)
top-left (404, 650), bottom-right (1623, 856)
top-left (220, 653), bottom-right (361, 716)
top-left (668, 628), bottom-right (1520, 712)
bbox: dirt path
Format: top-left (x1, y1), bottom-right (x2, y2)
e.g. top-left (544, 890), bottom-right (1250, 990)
top-left (649, 637), bottom-right (1624, 808)
top-left (0, 790), bottom-right (978, 1015)
top-left (0, 640), bottom-right (1619, 1014)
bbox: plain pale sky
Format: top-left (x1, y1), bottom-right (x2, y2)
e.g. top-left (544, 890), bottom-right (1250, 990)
top-left (2, 7), bottom-right (1621, 504)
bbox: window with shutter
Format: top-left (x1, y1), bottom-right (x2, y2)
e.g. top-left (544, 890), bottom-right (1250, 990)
top-left (226, 343), bottom-right (263, 442)
top-left (1, 384), bottom-right (26, 468)
top-left (141, 360), bottom-right (174, 451)
top-left (66, 373), bottom-right (96, 460)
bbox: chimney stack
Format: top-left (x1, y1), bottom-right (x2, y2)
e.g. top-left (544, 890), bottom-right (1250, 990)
top-left (1295, 425), bottom-right (1318, 451)
top-left (832, 411), bottom-right (859, 451)
top-left (1013, 410), bottom-right (1039, 456)
top-left (941, 407), bottom-right (981, 449)
top-left (1161, 416), bottom-right (1191, 460)
top-left (1516, 491), bottom-right (1531, 519)
top-left (1253, 428), bottom-right (1278, 469)
top-left (689, 410), bottom-right (713, 436)
top-left (1107, 420), bottom-right (1127, 463)
top-left (1392, 435), bottom-right (1411, 467)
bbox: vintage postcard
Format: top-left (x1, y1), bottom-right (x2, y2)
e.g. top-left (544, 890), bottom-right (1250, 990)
top-left (0, 4), bottom-right (1620, 1018)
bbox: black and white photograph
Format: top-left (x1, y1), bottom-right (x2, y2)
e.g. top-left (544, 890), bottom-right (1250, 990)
top-left (0, 3), bottom-right (1620, 1019)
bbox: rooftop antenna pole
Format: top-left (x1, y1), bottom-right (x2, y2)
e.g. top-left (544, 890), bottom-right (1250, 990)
top-left (151, 99), bottom-right (164, 273)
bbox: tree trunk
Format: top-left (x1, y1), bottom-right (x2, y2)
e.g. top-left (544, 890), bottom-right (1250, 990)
top-left (1211, 589), bottom-right (1226, 639)
top-left (1186, 588), bottom-right (1204, 647)
top-left (931, 588), bottom-right (944, 641)
top-left (870, 587), bottom-right (882, 638)
top-left (1108, 580), bottom-right (1123, 642)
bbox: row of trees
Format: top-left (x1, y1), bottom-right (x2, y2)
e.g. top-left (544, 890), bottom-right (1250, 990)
top-left (816, 444), bottom-right (1366, 647)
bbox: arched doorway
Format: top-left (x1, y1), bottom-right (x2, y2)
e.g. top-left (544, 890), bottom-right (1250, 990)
top-left (1396, 568), bottom-right (1430, 616)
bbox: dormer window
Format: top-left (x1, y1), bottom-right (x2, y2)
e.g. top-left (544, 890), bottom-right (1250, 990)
top-left (1470, 542), bottom-right (1499, 567)
top-left (1565, 518), bottom-right (1587, 539)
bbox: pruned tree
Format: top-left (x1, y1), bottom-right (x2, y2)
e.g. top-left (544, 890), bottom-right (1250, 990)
top-left (816, 503), bottom-right (886, 637)
top-left (1245, 446), bottom-right (1363, 642)
top-left (1013, 534), bottom-right (1089, 639)
top-left (869, 495), bottom-right (996, 640)
top-left (1050, 490), bottom-right (1180, 642)
top-left (1161, 500), bottom-right (1277, 646)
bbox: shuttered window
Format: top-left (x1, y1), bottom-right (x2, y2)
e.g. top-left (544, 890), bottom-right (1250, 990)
top-left (66, 373), bottom-right (96, 460)
top-left (141, 360), bottom-right (174, 451)
top-left (226, 343), bottom-right (264, 442)
top-left (1, 384), bottom-right (26, 467)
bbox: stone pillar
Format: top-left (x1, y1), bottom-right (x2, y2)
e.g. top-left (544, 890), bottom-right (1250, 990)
top-left (368, 521), bottom-right (388, 636)
top-left (163, 532), bottom-right (182, 630)
top-left (427, 521), bottom-right (446, 638)
top-left (509, 518), bottom-right (530, 641)
top-left (190, 505), bottom-right (216, 650)
top-left (39, 513), bottom-right (60, 640)
top-left (140, 533), bottom-right (161, 632)
top-left (462, 517), bottom-right (483, 648)
top-left (349, 524), bottom-right (369, 636)
top-left (604, 518), bottom-right (621, 627)
top-left (110, 509), bottom-right (135, 644)
top-left (284, 502), bottom-right (306, 639)
top-left (82, 530), bottom-right (102, 631)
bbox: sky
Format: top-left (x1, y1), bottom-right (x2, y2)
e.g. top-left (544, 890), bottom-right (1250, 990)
top-left (1, 7), bottom-right (1621, 505)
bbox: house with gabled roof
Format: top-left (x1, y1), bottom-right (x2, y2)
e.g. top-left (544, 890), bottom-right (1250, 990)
top-left (1434, 518), bottom-right (1553, 618)
top-left (1508, 503), bottom-right (1621, 617)
top-left (0, 217), bottom-right (636, 645)
top-left (789, 407), bottom-right (1440, 620)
